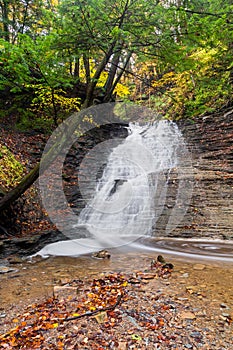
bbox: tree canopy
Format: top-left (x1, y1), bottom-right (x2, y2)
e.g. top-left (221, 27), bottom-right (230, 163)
top-left (0, 0), bottom-right (233, 126)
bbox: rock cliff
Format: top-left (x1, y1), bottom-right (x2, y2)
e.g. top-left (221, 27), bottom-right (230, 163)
top-left (170, 108), bottom-right (233, 239)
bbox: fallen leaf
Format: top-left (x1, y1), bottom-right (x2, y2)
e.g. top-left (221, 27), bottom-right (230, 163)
top-left (94, 311), bottom-right (108, 324)
top-left (12, 318), bottom-right (19, 323)
top-left (131, 334), bottom-right (142, 341)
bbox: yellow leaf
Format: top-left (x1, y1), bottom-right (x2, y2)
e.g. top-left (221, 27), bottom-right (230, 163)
top-left (94, 311), bottom-right (108, 324)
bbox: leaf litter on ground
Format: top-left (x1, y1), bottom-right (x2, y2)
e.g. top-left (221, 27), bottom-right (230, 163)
top-left (0, 256), bottom-right (176, 349)
top-left (1, 255), bottom-right (232, 349)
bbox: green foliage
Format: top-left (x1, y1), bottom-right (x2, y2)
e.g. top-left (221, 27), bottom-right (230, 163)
top-left (15, 113), bottom-right (54, 133)
top-left (0, 33), bottom-right (81, 128)
top-left (0, 38), bottom-right (32, 93)
top-left (151, 48), bottom-right (232, 119)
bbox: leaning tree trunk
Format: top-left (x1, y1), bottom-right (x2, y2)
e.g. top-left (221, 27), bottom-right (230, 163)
top-left (103, 47), bottom-right (122, 102)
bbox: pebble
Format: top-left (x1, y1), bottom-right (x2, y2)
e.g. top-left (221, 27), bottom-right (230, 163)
top-left (181, 273), bottom-right (189, 278)
top-left (193, 264), bottom-right (205, 270)
top-left (118, 341), bottom-right (127, 350)
top-left (180, 311), bottom-right (196, 320)
top-left (7, 256), bottom-right (23, 264)
top-left (0, 266), bottom-right (18, 274)
top-left (196, 310), bottom-right (206, 317)
top-left (190, 331), bottom-right (202, 338)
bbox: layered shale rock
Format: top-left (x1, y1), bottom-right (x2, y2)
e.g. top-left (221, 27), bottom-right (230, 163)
top-left (169, 108), bottom-right (233, 239)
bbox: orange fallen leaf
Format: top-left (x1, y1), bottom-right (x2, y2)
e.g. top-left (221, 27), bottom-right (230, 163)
top-left (12, 318), bottom-right (19, 323)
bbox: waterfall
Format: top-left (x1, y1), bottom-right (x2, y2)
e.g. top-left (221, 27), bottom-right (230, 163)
top-left (74, 121), bottom-right (184, 248)
top-left (36, 120), bottom-right (192, 257)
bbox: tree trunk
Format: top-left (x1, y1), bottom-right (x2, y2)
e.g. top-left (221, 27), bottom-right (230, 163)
top-left (103, 47), bottom-right (121, 102)
top-left (74, 58), bottom-right (80, 78)
top-left (81, 0), bottom-right (131, 109)
top-left (81, 42), bottom-right (116, 109)
top-left (105, 51), bottom-right (132, 102)
top-left (0, 185), bottom-right (6, 197)
top-left (1, 0), bottom-right (10, 41)
top-left (83, 53), bottom-right (91, 84)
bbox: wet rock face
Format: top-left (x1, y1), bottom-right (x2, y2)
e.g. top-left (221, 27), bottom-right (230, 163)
top-left (63, 115), bottom-right (233, 241)
top-left (170, 108), bottom-right (233, 239)
top-left (0, 230), bottom-right (68, 258)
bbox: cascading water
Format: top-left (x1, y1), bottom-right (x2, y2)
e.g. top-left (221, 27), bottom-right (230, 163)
top-left (36, 121), bottom-right (195, 257)
top-left (75, 121), bottom-right (182, 248)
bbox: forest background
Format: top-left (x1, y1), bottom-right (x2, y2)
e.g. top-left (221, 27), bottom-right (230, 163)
top-left (1, 0), bottom-right (232, 126)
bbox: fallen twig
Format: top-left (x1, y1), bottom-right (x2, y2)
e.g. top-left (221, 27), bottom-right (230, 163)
top-left (65, 293), bottom-right (123, 322)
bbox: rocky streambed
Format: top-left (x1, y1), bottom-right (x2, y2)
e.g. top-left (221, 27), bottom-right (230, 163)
top-left (0, 252), bottom-right (233, 349)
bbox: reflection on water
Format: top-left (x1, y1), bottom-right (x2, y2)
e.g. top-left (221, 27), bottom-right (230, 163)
top-left (139, 237), bottom-right (233, 262)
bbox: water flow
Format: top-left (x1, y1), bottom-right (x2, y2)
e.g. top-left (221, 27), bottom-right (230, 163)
top-left (75, 121), bottom-right (181, 248)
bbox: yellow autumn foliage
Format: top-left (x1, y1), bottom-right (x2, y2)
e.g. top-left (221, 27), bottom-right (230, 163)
top-left (78, 59), bottom-right (130, 98)
top-left (30, 84), bottom-right (81, 122)
top-left (0, 145), bottom-right (25, 189)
